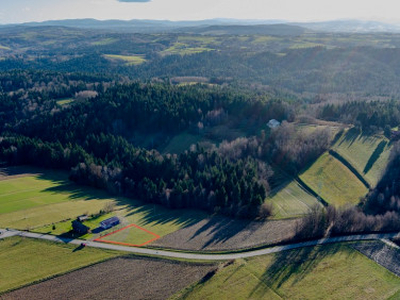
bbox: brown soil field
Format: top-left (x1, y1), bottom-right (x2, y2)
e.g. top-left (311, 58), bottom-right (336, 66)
top-left (2, 257), bottom-right (216, 300)
top-left (150, 216), bottom-right (297, 251)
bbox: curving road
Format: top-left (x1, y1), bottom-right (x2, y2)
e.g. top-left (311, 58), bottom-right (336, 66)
top-left (1, 228), bottom-right (399, 261)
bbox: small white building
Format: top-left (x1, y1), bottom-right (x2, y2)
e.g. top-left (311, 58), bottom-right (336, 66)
top-left (267, 119), bottom-right (281, 129)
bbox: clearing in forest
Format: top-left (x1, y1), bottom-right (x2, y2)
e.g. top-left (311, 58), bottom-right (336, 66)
top-left (103, 54), bottom-right (146, 65)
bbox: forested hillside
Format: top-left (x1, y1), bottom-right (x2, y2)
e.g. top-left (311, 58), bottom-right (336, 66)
top-left (2, 26), bottom-right (400, 227)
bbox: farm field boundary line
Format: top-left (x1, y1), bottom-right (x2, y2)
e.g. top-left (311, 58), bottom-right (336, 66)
top-left (329, 150), bottom-right (370, 188)
top-left (295, 176), bottom-right (329, 206)
top-left (1, 228), bottom-right (400, 261)
top-left (93, 223), bottom-right (161, 247)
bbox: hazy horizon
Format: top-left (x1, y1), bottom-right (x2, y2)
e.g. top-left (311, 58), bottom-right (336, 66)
top-left (1, 0), bottom-right (400, 25)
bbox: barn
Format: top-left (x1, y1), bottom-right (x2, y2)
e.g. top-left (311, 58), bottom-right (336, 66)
top-left (100, 216), bottom-right (120, 230)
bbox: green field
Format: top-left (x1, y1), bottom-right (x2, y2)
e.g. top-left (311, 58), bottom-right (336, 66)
top-left (0, 236), bottom-right (118, 294)
top-left (0, 170), bottom-right (206, 244)
top-left (99, 224), bottom-right (158, 246)
top-left (332, 129), bottom-right (391, 187)
top-left (56, 98), bottom-right (74, 106)
top-left (176, 244), bottom-right (400, 299)
top-left (104, 54), bottom-right (146, 65)
top-left (91, 38), bottom-right (118, 46)
top-left (299, 152), bottom-right (368, 206)
top-left (162, 42), bottom-right (214, 55)
top-left (0, 173), bottom-right (117, 230)
top-left (266, 181), bottom-right (321, 219)
top-left (288, 42), bottom-right (325, 49)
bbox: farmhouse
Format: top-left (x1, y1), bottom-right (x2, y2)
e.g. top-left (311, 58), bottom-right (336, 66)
top-left (267, 119), bottom-right (280, 129)
top-left (72, 220), bottom-right (90, 234)
top-left (100, 216), bottom-right (120, 229)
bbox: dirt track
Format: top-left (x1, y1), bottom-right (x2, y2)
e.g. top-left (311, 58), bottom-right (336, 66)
top-left (1, 257), bottom-right (215, 300)
top-left (150, 216), bottom-right (298, 251)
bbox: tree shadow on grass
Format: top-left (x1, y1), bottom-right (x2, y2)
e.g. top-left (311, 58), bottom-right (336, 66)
top-left (124, 204), bottom-right (206, 230)
top-left (7, 167), bottom-right (293, 250)
top-left (72, 244), bottom-right (85, 252)
top-left (35, 171), bottom-right (207, 234)
top-left (249, 243), bottom-right (354, 298)
top-left (338, 127), bottom-right (360, 147)
top-left (363, 140), bottom-right (387, 174)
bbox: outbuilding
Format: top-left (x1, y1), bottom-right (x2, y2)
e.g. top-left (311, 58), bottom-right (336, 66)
top-left (100, 216), bottom-right (120, 230)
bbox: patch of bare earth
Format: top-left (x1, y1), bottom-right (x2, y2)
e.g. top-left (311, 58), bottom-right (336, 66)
top-left (352, 241), bottom-right (400, 277)
top-left (150, 216), bottom-right (297, 251)
top-left (1, 257), bottom-right (215, 300)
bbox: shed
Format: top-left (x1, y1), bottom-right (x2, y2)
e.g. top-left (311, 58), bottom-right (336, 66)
top-left (77, 214), bottom-right (89, 222)
top-left (100, 216), bottom-right (120, 230)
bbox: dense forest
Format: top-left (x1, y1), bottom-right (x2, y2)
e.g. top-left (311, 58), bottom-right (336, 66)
top-left (0, 73), bottom-right (330, 218)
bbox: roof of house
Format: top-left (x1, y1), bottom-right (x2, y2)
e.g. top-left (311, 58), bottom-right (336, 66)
top-left (72, 220), bottom-right (90, 231)
top-left (100, 216), bottom-right (120, 226)
top-left (267, 119), bottom-right (281, 128)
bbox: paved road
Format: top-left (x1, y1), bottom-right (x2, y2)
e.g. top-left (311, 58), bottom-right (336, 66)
top-left (1, 228), bottom-right (399, 261)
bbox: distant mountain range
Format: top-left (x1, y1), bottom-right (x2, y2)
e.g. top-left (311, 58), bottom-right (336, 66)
top-left (292, 20), bottom-right (400, 33)
top-left (2, 18), bottom-right (400, 34)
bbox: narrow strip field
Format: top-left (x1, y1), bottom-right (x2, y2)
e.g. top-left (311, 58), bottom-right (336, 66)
top-left (266, 180), bottom-right (321, 219)
top-left (332, 129), bottom-right (391, 187)
top-left (299, 152), bottom-right (368, 206)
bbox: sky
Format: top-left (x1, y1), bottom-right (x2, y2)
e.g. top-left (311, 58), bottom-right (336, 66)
top-left (1, 0), bottom-right (400, 25)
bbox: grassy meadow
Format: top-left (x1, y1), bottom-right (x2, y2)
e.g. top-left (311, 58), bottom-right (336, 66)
top-left (176, 243), bottom-right (400, 300)
top-left (332, 129), bottom-right (391, 187)
top-left (162, 42), bottom-right (214, 55)
top-left (103, 54), bottom-right (146, 65)
top-left (266, 181), bottom-right (321, 219)
top-left (299, 152), bottom-right (368, 206)
top-left (56, 98), bottom-right (74, 106)
top-left (0, 169), bottom-right (206, 244)
top-left (0, 236), bottom-right (118, 294)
